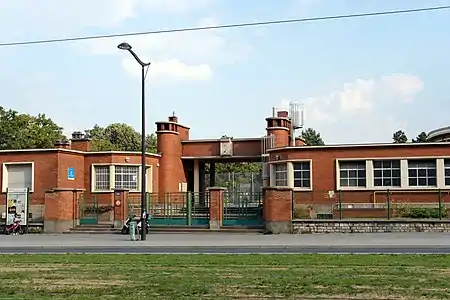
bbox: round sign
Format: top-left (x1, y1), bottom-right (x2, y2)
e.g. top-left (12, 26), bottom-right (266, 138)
top-left (115, 200), bottom-right (121, 206)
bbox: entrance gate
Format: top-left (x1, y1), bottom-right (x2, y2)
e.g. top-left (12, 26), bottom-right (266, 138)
top-left (222, 192), bottom-right (263, 226)
top-left (127, 192), bottom-right (210, 227)
top-left (79, 194), bottom-right (99, 225)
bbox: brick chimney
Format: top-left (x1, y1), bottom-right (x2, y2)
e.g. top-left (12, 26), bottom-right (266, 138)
top-left (70, 131), bottom-right (92, 152)
top-left (54, 139), bottom-right (71, 149)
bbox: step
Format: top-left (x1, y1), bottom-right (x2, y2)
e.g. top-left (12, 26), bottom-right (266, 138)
top-left (64, 230), bottom-right (121, 235)
top-left (76, 224), bottom-right (114, 229)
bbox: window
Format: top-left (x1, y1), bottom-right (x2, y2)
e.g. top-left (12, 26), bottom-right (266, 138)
top-left (274, 163), bottom-right (287, 186)
top-left (94, 166), bottom-right (110, 191)
top-left (293, 162), bottom-right (311, 188)
top-left (2, 163), bottom-right (33, 192)
top-left (408, 159), bottom-right (436, 187)
top-left (339, 161), bottom-right (366, 187)
top-left (373, 160), bottom-right (401, 187)
top-left (114, 166), bottom-right (139, 190)
top-left (444, 159), bottom-right (450, 186)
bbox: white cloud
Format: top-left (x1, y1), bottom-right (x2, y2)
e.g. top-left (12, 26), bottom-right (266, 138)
top-left (0, 0), bottom-right (213, 38)
top-left (280, 73), bottom-right (424, 143)
top-left (83, 17), bottom-right (248, 82)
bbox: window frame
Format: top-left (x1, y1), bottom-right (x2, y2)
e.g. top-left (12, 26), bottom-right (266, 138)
top-left (372, 159), bottom-right (401, 188)
top-left (91, 164), bottom-right (153, 193)
top-left (114, 165), bottom-right (140, 191)
top-left (274, 163), bottom-right (288, 187)
top-left (407, 159), bottom-right (437, 187)
top-left (337, 160), bottom-right (367, 189)
top-left (1, 162), bottom-right (35, 193)
top-left (445, 159), bottom-right (450, 187)
top-left (93, 165), bottom-right (111, 191)
top-left (292, 161), bottom-right (311, 189)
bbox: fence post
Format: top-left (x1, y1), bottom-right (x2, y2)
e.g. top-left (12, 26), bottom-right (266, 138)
top-left (187, 192), bottom-right (192, 226)
top-left (339, 190), bottom-right (343, 220)
top-left (387, 189), bottom-right (391, 220)
top-left (439, 189), bottom-right (442, 220)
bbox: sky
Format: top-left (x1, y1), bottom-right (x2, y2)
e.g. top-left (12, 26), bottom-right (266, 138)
top-left (0, 0), bottom-right (450, 144)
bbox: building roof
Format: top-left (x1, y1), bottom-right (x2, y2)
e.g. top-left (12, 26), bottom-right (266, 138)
top-left (0, 148), bottom-right (161, 158)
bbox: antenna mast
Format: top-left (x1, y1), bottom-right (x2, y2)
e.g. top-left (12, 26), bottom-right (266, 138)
top-left (289, 101), bottom-right (304, 146)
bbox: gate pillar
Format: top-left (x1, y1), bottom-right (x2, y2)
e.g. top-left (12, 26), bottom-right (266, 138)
top-left (208, 187), bottom-right (226, 230)
top-left (262, 187), bottom-right (293, 234)
top-left (113, 188), bottom-right (129, 228)
top-left (44, 188), bottom-right (85, 233)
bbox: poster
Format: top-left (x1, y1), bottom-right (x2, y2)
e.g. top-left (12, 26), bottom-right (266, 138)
top-left (6, 188), bottom-right (28, 226)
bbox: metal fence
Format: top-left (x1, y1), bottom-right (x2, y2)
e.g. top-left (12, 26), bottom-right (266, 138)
top-left (205, 172), bottom-right (262, 193)
top-left (293, 189), bottom-right (450, 220)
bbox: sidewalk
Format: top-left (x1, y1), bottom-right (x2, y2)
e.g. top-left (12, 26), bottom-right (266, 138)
top-left (1, 232), bottom-right (450, 248)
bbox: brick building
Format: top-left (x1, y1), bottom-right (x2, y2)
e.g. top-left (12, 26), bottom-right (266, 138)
top-left (1, 107), bottom-right (449, 233)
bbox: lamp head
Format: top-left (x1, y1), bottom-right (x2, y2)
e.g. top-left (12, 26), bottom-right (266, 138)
top-left (117, 42), bottom-right (132, 51)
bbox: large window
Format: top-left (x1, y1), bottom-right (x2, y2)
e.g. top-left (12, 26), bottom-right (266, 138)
top-left (373, 160), bottom-right (401, 187)
top-left (445, 159), bottom-right (450, 186)
top-left (293, 162), bottom-right (311, 188)
top-left (94, 166), bottom-right (110, 191)
top-left (339, 161), bottom-right (366, 187)
top-left (2, 163), bottom-right (33, 192)
top-left (274, 163), bottom-right (288, 187)
top-left (408, 159), bottom-right (437, 187)
top-left (115, 166), bottom-right (139, 191)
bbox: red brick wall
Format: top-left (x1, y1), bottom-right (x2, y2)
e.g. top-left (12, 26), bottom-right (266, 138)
top-left (271, 144), bottom-right (450, 192)
top-left (0, 151), bottom-right (59, 205)
top-left (157, 132), bottom-right (185, 194)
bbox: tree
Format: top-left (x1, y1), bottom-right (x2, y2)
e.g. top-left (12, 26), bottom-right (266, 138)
top-left (0, 106), bottom-right (65, 150)
top-left (412, 132), bottom-right (428, 143)
top-left (392, 130), bottom-right (408, 143)
top-left (300, 128), bottom-right (325, 146)
top-left (85, 123), bottom-right (157, 153)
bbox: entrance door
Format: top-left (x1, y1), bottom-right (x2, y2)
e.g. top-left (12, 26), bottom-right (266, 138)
top-left (79, 194), bottom-right (99, 225)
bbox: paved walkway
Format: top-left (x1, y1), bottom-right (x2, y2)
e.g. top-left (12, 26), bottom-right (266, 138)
top-left (1, 232), bottom-right (450, 248)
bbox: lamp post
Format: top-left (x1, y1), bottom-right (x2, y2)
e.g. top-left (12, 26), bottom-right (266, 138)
top-left (117, 42), bottom-right (151, 241)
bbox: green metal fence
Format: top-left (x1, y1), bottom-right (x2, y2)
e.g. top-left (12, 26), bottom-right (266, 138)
top-left (222, 192), bottom-right (263, 226)
top-left (79, 194), bottom-right (99, 225)
top-left (292, 189), bottom-right (450, 220)
top-left (127, 192), bottom-right (210, 227)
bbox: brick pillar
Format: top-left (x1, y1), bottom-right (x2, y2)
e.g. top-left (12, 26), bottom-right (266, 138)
top-left (44, 188), bottom-right (84, 233)
top-left (113, 189), bottom-right (129, 228)
top-left (262, 187), bottom-right (293, 233)
top-left (208, 187), bottom-right (225, 230)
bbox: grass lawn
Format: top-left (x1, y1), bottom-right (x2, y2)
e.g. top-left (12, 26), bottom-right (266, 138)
top-left (0, 254), bottom-right (449, 299)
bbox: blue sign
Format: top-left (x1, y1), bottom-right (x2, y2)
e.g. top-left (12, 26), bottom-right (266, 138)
top-left (68, 168), bottom-right (75, 180)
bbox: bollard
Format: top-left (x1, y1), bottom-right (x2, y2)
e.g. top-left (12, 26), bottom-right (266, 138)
top-left (129, 220), bottom-right (137, 241)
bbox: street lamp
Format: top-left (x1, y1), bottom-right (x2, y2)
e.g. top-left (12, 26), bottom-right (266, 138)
top-left (118, 42), bottom-right (151, 241)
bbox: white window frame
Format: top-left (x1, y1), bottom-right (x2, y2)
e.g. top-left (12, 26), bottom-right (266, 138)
top-left (337, 160), bottom-right (367, 189)
top-left (336, 156), bottom-right (449, 191)
top-left (445, 159), bottom-right (450, 187)
top-left (93, 165), bottom-right (111, 191)
top-left (372, 159), bottom-right (401, 188)
top-left (407, 159), bottom-right (437, 188)
top-left (91, 164), bottom-right (153, 193)
top-left (114, 165), bottom-right (140, 191)
top-left (1, 162), bottom-right (35, 193)
top-left (292, 160), bottom-right (312, 190)
top-left (274, 163), bottom-right (288, 187)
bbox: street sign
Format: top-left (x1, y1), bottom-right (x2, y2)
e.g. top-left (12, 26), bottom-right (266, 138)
top-left (68, 168), bottom-right (75, 180)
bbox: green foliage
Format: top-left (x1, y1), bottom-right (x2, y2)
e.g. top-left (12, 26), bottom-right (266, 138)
top-left (412, 132), bottom-right (428, 143)
top-left (0, 106), bottom-right (65, 150)
top-left (85, 123), bottom-right (157, 153)
top-left (401, 207), bottom-right (447, 219)
top-left (300, 128), bottom-right (325, 146)
top-left (392, 130), bottom-right (408, 143)
top-left (213, 162), bottom-right (261, 173)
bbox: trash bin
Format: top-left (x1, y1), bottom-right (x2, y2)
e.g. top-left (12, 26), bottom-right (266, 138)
top-left (129, 220), bottom-right (137, 241)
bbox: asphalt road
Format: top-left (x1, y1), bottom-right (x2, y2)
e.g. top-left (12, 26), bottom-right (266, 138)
top-left (1, 232), bottom-right (450, 254)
